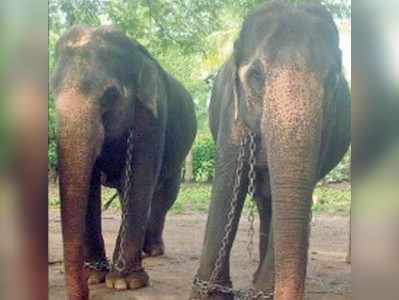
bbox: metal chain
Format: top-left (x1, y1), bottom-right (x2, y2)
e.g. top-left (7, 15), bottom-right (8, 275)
top-left (193, 129), bottom-right (273, 299)
top-left (84, 259), bottom-right (110, 272)
top-left (113, 128), bottom-right (135, 273)
top-left (208, 134), bottom-right (247, 286)
top-left (193, 276), bottom-right (273, 300)
top-left (246, 132), bottom-right (257, 260)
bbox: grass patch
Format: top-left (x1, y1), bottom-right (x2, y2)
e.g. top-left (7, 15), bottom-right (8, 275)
top-left (171, 183), bottom-right (211, 214)
top-left (48, 182), bottom-right (350, 216)
top-left (312, 183), bottom-right (351, 215)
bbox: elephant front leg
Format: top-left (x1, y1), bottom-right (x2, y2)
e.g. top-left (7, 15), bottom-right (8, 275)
top-left (84, 164), bottom-right (109, 285)
top-left (253, 227), bottom-right (275, 294)
top-left (190, 144), bottom-right (248, 300)
top-left (252, 169), bottom-right (275, 294)
top-left (106, 130), bottom-right (163, 291)
top-left (106, 209), bottom-right (150, 291)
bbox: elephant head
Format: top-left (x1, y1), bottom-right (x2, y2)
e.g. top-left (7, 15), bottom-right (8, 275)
top-left (51, 25), bottom-right (166, 300)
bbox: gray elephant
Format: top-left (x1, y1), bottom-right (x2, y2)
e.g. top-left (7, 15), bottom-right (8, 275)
top-left (191, 2), bottom-right (350, 300)
top-left (52, 25), bottom-right (197, 300)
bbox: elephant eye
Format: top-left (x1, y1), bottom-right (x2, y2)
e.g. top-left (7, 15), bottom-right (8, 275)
top-left (102, 85), bottom-right (120, 102)
top-left (247, 67), bottom-right (265, 97)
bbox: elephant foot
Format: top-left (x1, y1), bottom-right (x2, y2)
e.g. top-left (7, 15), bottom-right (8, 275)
top-left (143, 240), bottom-right (165, 257)
top-left (189, 281), bottom-right (234, 300)
top-left (188, 291), bottom-right (234, 300)
top-left (84, 259), bottom-right (110, 285)
top-left (69, 295), bottom-right (88, 300)
top-left (252, 282), bottom-right (274, 298)
top-left (88, 269), bottom-right (108, 285)
top-left (105, 270), bottom-right (149, 290)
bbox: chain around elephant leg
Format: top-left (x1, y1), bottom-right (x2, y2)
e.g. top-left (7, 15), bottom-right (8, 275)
top-left (106, 128), bottom-right (150, 291)
top-left (113, 128), bottom-right (135, 273)
top-left (192, 129), bottom-right (273, 299)
top-left (246, 131), bottom-right (257, 260)
top-left (84, 259), bottom-right (110, 285)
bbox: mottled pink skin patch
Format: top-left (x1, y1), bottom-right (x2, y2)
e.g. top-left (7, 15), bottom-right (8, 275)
top-left (261, 61), bottom-right (324, 177)
top-left (56, 88), bottom-right (104, 159)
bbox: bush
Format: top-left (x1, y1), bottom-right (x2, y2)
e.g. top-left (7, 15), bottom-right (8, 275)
top-left (192, 133), bottom-right (216, 182)
top-left (323, 148), bottom-right (351, 183)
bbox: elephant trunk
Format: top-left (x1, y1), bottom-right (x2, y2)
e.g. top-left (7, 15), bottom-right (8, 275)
top-left (56, 90), bottom-right (104, 300)
top-left (261, 67), bottom-right (323, 300)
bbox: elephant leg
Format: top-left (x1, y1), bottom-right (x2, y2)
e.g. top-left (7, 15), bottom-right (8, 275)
top-left (190, 143), bottom-right (248, 300)
top-left (106, 122), bottom-right (164, 291)
top-left (106, 169), bottom-right (158, 290)
top-left (84, 164), bottom-right (108, 285)
top-left (253, 227), bottom-right (275, 294)
top-left (252, 169), bottom-right (274, 293)
top-left (144, 171), bottom-right (181, 257)
top-left (346, 202), bottom-right (352, 264)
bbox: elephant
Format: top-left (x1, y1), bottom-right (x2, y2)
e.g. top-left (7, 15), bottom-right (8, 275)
top-left (52, 25), bottom-right (197, 300)
top-left (190, 2), bottom-right (350, 300)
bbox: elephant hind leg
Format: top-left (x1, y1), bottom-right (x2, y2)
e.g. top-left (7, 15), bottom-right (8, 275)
top-left (143, 171), bottom-right (182, 257)
top-left (84, 164), bottom-right (108, 285)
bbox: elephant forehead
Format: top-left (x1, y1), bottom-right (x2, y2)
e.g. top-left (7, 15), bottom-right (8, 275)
top-left (265, 66), bottom-right (323, 129)
top-left (61, 27), bottom-right (97, 49)
top-left (65, 33), bottom-right (92, 48)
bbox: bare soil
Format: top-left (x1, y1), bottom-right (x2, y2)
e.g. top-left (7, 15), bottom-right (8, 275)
top-left (49, 211), bottom-right (351, 300)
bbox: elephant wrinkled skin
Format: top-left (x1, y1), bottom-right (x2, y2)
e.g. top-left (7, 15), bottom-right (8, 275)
top-left (52, 25), bottom-right (197, 300)
top-left (191, 3), bottom-right (350, 300)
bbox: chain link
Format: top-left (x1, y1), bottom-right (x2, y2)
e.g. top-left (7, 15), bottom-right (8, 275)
top-left (246, 132), bottom-right (257, 260)
top-left (84, 259), bottom-right (111, 272)
top-left (113, 128), bottom-right (135, 273)
top-left (193, 129), bottom-right (273, 299)
top-left (208, 133), bottom-right (247, 285)
top-left (193, 276), bottom-right (273, 300)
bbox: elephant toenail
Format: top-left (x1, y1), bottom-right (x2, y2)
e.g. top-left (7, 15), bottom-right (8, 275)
top-left (114, 278), bottom-right (128, 290)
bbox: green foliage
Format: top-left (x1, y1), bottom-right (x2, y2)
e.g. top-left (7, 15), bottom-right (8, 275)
top-left (48, 95), bottom-right (57, 171)
top-left (172, 182), bottom-right (350, 216)
top-left (49, 182), bottom-right (350, 216)
top-left (50, 0), bottom-right (106, 30)
top-left (171, 183), bottom-right (212, 214)
top-left (323, 148), bottom-right (351, 183)
top-left (312, 183), bottom-right (351, 215)
top-left (192, 133), bottom-right (216, 182)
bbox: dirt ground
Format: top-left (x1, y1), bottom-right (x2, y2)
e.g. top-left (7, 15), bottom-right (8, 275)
top-left (49, 211), bottom-right (351, 300)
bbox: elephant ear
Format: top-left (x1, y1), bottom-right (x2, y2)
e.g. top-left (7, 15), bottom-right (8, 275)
top-left (136, 56), bottom-right (162, 117)
top-left (231, 47), bottom-right (260, 132)
top-left (232, 44), bottom-right (244, 122)
top-left (232, 63), bottom-right (240, 122)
